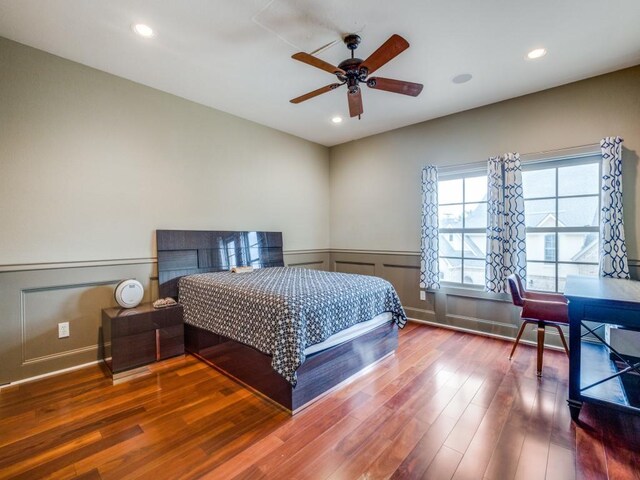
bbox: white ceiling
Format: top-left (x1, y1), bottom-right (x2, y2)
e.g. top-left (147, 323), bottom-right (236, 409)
top-left (1, 0), bottom-right (639, 146)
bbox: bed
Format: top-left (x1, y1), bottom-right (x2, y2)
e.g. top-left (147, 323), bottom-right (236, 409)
top-left (157, 229), bottom-right (406, 413)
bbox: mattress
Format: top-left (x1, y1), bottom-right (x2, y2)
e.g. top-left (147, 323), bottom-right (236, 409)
top-left (179, 267), bottom-right (407, 385)
top-left (304, 312), bottom-right (392, 356)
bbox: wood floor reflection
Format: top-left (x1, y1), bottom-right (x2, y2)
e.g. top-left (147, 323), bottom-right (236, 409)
top-left (1, 323), bottom-right (638, 479)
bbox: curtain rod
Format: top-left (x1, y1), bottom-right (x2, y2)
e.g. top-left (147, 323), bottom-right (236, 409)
top-left (520, 142), bottom-right (600, 162)
top-left (437, 142), bottom-right (601, 174)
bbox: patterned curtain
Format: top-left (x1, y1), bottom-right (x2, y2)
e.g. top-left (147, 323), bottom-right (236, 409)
top-left (600, 136), bottom-right (630, 278)
top-left (485, 153), bottom-right (527, 293)
top-left (420, 166), bottom-right (440, 289)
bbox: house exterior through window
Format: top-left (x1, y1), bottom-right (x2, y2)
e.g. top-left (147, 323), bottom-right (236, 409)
top-left (438, 174), bottom-right (487, 286)
top-left (522, 156), bottom-right (601, 292)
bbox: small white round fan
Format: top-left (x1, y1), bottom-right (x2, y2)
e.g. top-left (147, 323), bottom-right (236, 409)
top-left (114, 279), bottom-right (144, 308)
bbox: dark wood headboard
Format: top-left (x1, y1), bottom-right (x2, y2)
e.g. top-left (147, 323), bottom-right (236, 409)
top-left (156, 230), bottom-right (284, 298)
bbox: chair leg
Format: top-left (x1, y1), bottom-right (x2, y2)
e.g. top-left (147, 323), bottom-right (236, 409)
top-left (537, 323), bottom-right (546, 377)
top-left (509, 320), bottom-right (530, 360)
top-left (551, 324), bottom-right (570, 357)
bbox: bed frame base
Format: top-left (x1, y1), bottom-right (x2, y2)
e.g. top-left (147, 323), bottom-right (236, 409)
top-left (184, 321), bottom-right (398, 413)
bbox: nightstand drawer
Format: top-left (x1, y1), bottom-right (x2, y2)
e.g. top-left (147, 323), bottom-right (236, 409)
top-left (111, 331), bottom-right (156, 373)
top-left (152, 307), bottom-right (184, 330)
top-left (107, 305), bottom-right (183, 337)
top-left (159, 325), bottom-right (185, 360)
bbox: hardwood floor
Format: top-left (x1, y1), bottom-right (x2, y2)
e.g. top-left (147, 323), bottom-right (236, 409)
top-left (1, 323), bottom-right (639, 479)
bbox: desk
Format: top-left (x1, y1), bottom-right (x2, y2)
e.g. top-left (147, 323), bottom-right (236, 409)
top-left (565, 276), bottom-right (640, 421)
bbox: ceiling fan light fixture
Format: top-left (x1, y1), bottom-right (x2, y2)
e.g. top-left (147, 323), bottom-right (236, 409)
top-left (331, 116), bottom-right (343, 124)
top-left (527, 48), bottom-right (547, 60)
top-left (132, 23), bottom-right (154, 38)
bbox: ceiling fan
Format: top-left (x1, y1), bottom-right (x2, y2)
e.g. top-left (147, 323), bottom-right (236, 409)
top-left (290, 34), bottom-right (423, 119)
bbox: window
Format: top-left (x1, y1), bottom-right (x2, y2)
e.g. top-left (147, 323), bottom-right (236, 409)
top-left (522, 157), bottom-right (600, 292)
top-left (435, 152), bottom-right (601, 292)
top-left (544, 234), bottom-right (555, 262)
top-left (438, 174), bottom-right (487, 286)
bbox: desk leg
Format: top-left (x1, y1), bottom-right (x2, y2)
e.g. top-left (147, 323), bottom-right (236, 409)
top-left (567, 300), bottom-right (583, 421)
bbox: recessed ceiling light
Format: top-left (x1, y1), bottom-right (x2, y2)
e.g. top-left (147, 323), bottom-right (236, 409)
top-left (331, 116), bottom-right (343, 124)
top-left (527, 48), bottom-right (547, 60)
top-left (132, 23), bottom-right (154, 38)
top-left (452, 74), bottom-right (473, 84)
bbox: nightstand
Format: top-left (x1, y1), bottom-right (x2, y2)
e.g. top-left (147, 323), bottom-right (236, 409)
top-left (102, 302), bottom-right (184, 377)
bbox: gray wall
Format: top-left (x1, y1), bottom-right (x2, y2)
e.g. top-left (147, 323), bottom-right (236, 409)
top-left (0, 37), bottom-right (331, 384)
top-left (329, 65), bottom-right (640, 342)
top-left (330, 66), bottom-right (640, 254)
top-left (0, 37), bottom-right (330, 265)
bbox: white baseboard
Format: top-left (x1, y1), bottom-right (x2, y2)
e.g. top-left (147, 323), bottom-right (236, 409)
top-left (407, 317), bottom-right (566, 352)
top-left (0, 360), bottom-right (102, 390)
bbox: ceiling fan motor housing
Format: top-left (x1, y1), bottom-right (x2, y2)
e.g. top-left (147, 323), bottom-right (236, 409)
top-left (337, 57), bottom-right (368, 92)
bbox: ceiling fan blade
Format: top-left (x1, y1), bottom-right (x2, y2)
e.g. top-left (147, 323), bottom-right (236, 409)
top-left (367, 77), bottom-right (423, 96)
top-left (348, 88), bottom-right (363, 118)
top-left (292, 52), bottom-right (346, 75)
top-left (290, 83), bottom-right (343, 104)
top-left (359, 34), bottom-right (410, 75)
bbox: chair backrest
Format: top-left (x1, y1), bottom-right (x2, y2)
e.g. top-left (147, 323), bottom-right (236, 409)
top-left (514, 274), bottom-right (526, 297)
top-left (507, 274), bottom-right (525, 307)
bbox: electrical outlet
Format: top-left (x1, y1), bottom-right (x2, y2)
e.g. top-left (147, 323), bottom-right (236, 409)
top-left (58, 322), bottom-right (70, 338)
top-left (419, 291), bottom-right (426, 301)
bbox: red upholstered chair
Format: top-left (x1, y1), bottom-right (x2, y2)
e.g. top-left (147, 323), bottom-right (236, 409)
top-left (507, 274), bottom-right (569, 377)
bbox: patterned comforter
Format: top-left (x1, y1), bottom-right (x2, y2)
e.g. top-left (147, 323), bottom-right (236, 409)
top-left (179, 267), bottom-right (407, 386)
